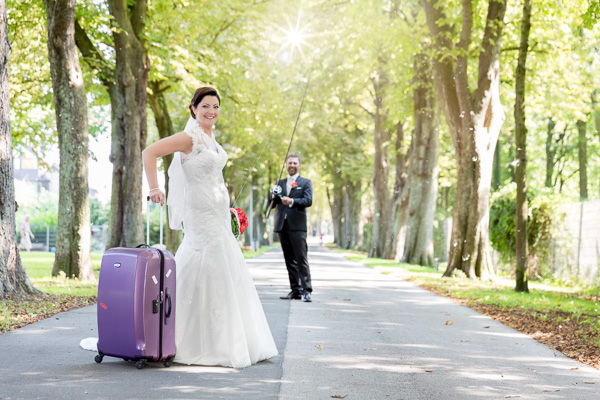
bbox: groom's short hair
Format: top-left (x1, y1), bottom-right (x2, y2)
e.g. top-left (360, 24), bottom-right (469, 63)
top-left (287, 154), bottom-right (301, 164)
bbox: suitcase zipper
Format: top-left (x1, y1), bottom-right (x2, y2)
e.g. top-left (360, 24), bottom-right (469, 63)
top-left (157, 248), bottom-right (165, 362)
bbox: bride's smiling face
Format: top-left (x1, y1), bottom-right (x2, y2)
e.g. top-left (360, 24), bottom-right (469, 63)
top-left (194, 95), bottom-right (220, 129)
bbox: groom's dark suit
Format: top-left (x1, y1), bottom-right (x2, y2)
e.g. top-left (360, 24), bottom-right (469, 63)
top-left (269, 176), bottom-right (313, 294)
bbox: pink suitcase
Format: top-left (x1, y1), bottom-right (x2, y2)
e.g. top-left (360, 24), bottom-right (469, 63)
top-left (94, 200), bottom-right (176, 369)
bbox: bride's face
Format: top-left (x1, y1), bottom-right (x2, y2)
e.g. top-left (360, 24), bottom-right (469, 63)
top-left (194, 95), bottom-right (220, 129)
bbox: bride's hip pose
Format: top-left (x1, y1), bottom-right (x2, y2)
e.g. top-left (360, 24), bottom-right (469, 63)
top-left (142, 87), bottom-right (278, 368)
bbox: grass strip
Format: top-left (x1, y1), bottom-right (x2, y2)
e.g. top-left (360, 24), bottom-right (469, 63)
top-left (1, 246), bottom-right (277, 334)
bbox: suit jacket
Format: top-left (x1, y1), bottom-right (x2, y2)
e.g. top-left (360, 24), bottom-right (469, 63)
top-left (269, 176), bottom-right (313, 232)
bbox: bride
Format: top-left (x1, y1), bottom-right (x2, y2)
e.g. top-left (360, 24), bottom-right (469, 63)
top-left (142, 87), bottom-right (278, 367)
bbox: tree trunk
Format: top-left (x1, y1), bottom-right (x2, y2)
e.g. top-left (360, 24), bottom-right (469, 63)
top-left (370, 72), bottom-right (391, 258)
top-left (594, 91), bottom-right (600, 197)
top-left (370, 66), bottom-right (410, 260)
top-left (514, 0), bottom-right (532, 293)
top-left (387, 122), bottom-right (410, 260)
top-left (577, 119), bottom-right (588, 200)
top-left (0, 0), bottom-right (38, 297)
top-left (492, 138), bottom-right (500, 191)
top-left (107, 0), bottom-right (149, 247)
top-left (327, 186), bottom-right (343, 246)
top-left (422, 0), bottom-right (507, 278)
top-left (340, 179), bottom-right (362, 249)
top-left (402, 54), bottom-right (440, 267)
top-left (593, 90), bottom-right (600, 142)
top-left (544, 118), bottom-right (556, 188)
top-left (148, 80), bottom-right (182, 253)
top-left (44, 0), bottom-right (94, 281)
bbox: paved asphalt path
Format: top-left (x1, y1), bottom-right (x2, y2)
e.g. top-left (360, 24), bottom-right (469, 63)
top-left (1, 241), bottom-right (599, 399)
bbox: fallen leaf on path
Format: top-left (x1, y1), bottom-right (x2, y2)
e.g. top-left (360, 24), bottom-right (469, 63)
top-left (484, 326), bottom-right (490, 329)
top-left (504, 396), bottom-right (521, 398)
top-left (366, 348), bottom-right (377, 351)
top-left (543, 389), bottom-right (560, 392)
top-left (570, 367), bottom-right (579, 370)
top-left (316, 344), bottom-right (323, 350)
top-left (584, 382), bottom-right (595, 384)
top-left (424, 369), bottom-right (433, 372)
top-left (445, 320), bottom-right (453, 325)
top-left (343, 299), bottom-right (351, 301)
top-left (331, 396), bottom-right (347, 399)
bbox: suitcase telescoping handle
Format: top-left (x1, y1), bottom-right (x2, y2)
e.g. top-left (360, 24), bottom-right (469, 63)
top-left (146, 196), bottom-right (164, 247)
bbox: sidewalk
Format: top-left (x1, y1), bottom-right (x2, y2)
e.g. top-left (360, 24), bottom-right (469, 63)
top-left (1, 244), bottom-right (599, 399)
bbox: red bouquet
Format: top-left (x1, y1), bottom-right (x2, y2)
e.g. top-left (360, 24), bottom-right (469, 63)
top-left (230, 208), bottom-right (248, 237)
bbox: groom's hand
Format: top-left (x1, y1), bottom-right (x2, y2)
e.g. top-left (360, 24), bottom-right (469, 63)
top-left (281, 196), bottom-right (293, 205)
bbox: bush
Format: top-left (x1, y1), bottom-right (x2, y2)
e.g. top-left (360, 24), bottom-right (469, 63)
top-left (489, 183), bottom-right (565, 277)
top-left (90, 197), bottom-right (110, 226)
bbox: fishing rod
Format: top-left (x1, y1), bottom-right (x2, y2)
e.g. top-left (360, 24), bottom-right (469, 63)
top-left (266, 61), bottom-right (315, 219)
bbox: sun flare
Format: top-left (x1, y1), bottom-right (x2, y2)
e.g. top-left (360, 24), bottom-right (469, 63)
top-left (274, 14), bottom-right (315, 61)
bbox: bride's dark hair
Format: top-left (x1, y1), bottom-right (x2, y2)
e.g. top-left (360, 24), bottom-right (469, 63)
top-left (189, 87), bottom-right (220, 118)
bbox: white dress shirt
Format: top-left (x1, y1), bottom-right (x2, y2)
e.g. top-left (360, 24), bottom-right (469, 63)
top-left (286, 174), bottom-right (299, 207)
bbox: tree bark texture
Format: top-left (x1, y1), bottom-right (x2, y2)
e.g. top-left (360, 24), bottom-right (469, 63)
top-left (492, 139), bottom-right (500, 191)
top-left (369, 64), bottom-right (409, 259)
top-left (44, 0), bottom-right (94, 281)
top-left (421, 0), bottom-right (507, 278)
top-left (514, 0), bottom-right (532, 293)
top-left (389, 122), bottom-right (410, 260)
top-left (593, 90), bottom-right (600, 144)
top-left (325, 171), bottom-right (362, 250)
top-left (107, 0), bottom-right (149, 247)
top-left (544, 118), bottom-right (556, 188)
top-left (148, 80), bottom-right (182, 253)
top-left (327, 185), bottom-right (343, 246)
top-left (341, 180), bottom-right (362, 249)
top-left (0, 0), bottom-right (38, 297)
top-left (370, 67), bottom-right (391, 258)
top-left (577, 119), bottom-right (588, 200)
top-left (402, 54), bottom-right (440, 267)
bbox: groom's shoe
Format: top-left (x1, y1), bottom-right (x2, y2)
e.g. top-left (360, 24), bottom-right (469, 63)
top-left (302, 292), bottom-right (312, 302)
top-left (280, 291), bottom-right (302, 300)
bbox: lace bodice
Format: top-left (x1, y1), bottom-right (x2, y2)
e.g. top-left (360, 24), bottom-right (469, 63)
top-left (179, 125), bottom-right (230, 241)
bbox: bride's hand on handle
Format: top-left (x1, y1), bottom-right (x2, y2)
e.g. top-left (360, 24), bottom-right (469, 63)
top-left (149, 188), bottom-right (165, 206)
top-left (142, 130), bottom-right (193, 208)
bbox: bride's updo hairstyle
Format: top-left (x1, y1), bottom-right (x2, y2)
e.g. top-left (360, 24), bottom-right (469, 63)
top-left (189, 87), bottom-right (220, 118)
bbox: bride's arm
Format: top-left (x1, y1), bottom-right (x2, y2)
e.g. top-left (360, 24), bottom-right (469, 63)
top-left (142, 131), bottom-right (193, 205)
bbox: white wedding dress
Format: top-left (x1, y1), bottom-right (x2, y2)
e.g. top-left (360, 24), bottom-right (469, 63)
top-left (171, 123), bottom-right (278, 368)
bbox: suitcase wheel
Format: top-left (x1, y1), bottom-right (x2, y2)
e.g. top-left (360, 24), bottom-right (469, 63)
top-left (163, 358), bottom-right (173, 368)
top-left (136, 360), bottom-right (147, 370)
top-left (95, 354), bottom-right (104, 364)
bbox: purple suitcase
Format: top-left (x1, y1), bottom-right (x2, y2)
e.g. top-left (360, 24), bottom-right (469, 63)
top-left (95, 202), bottom-right (176, 369)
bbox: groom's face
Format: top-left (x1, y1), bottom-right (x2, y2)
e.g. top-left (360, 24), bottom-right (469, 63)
top-left (286, 157), bottom-right (300, 176)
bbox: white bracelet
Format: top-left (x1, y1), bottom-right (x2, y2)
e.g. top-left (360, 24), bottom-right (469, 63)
top-left (149, 188), bottom-right (161, 194)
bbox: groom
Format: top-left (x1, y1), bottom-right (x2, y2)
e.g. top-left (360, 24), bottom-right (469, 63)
top-left (269, 154), bottom-right (313, 302)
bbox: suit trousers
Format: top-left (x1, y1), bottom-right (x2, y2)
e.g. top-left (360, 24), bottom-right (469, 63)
top-left (278, 220), bottom-right (312, 293)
